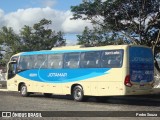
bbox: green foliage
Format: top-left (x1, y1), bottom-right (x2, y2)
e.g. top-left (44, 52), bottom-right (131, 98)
top-left (0, 18), bottom-right (66, 66)
top-left (20, 18), bottom-right (66, 51)
top-left (71, 0), bottom-right (160, 56)
top-left (0, 26), bottom-right (21, 53)
top-left (77, 26), bottom-right (127, 46)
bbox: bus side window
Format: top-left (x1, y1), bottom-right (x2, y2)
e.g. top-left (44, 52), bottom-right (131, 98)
top-left (48, 54), bottom-right (63, 69)
top-left (101, 50), bottom-right (123, 68)
top-left (64, 53), bottom-right (80, 68)
top-left (36, 55), bottom-right (47, 69)
top-left (80, 51), bottom-right (100, 68)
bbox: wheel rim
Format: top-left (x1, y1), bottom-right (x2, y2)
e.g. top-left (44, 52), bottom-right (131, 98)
top-left (74, 88), bottom-right (82, 100)
top-left (21, 86), bottom-right (26, 95)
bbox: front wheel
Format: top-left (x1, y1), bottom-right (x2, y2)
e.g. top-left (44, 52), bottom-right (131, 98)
top-left (20, 84), bottom-right (30, 97)
top-left (72, 85), bottom-right (85, 102)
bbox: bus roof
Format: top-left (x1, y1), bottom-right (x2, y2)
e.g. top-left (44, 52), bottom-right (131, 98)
top-left (51, 45), bottom-right (150, 50)
top-left (51, 45), bottom-right (128, 50)
top-left (12, 45), bottom-right (150, 56)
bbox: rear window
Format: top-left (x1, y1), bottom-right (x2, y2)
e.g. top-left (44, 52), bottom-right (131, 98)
top-left (129, 47), bottom-right (153, 64)
top-left (129, 47), bottom-right (154, 82)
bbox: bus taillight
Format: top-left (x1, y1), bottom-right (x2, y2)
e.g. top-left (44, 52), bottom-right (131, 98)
top-left (124, 75), bottom-right (132, 87)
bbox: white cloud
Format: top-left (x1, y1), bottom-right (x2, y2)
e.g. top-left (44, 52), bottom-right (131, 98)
top-left (62, 14), bottom-right (92, 34)
top-left (0, 9), bottom-right (4, 17)
top-left (0, 9), bottom-right (5, 27)
top-left (0, 7), bottom-right (92, 35)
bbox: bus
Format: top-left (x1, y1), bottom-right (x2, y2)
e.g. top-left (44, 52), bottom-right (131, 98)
top-left (7, 45), bottom-right (154, 102)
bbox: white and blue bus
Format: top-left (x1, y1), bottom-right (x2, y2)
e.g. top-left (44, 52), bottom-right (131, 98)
top-left (7, 45), bottom-right (154, 101)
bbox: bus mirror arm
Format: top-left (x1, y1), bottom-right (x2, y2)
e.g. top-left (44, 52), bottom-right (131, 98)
top-left (9, 61), bottom-right (17, 64)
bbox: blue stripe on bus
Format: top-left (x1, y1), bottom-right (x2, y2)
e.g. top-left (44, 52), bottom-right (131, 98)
top-left (18, 68), bottom-right (111, 83)
top-left (21, 50), bottom-right (93, 56)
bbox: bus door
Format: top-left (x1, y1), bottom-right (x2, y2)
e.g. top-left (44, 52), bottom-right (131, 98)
top-left (7, 58), bottom-right (18, 91)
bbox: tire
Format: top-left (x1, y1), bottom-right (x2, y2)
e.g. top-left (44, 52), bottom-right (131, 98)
top-left (72, 85), bottom-right (85, 102)
top-left (20, 84), bottom-right (30, 97)
top-left (44, 93), bottom-right (52, 98)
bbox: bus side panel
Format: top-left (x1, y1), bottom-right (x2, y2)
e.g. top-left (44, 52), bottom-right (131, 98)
top-left (70, 68), bottom-right (124, 96)
top-left (41, 83), bottom-right (63, 94)
top-left (17, 75), bottom-right (39, 92)
top-left (97, 69), bottom-right (124, 96)
top-left (61, 81), bottom-right (92, 95)
top-left (61, 68), bottom-right (124, 96)
top-left (59, 69), bottom-right (126, 96)
top-left (7, 77), bottom-right (18, 92)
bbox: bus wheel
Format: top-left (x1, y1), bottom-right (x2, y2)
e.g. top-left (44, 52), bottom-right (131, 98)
top-left (72, 85), bottom-right (84, 102)
top-left (20, 84), bottom-right (30, 97)
top-left (44, 93), bottom-right (52, 98)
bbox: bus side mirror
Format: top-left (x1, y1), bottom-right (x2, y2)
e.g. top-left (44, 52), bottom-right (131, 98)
top-left (8, 61), bottom-right (17, 79)
top-left (9, 61), bottom-right (17, 64)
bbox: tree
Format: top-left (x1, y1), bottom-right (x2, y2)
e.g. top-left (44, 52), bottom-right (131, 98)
top-left (0, 26), bottom-right (21, 53)
top-left (71, 0), bottom-right (160, 70)
top-left (77, 26), bottom-right (129, 46)
top-left (0, 19), bottom-right (66, 66)
top-left (20, 18), bottom-right (66, 51)
top-left (0, 26), bottom-right (21, 65)
top-left (71, 0), bottom-right (160, 52)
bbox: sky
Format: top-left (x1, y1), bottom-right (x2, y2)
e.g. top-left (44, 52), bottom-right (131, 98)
top-left (0, 0), bottom-right (92, 45)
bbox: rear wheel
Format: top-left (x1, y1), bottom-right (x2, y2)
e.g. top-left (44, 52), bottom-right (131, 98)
top-left (20, 84), bottom-right (30, 97)
top-left (72, 85), bottom-right (85, 102)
